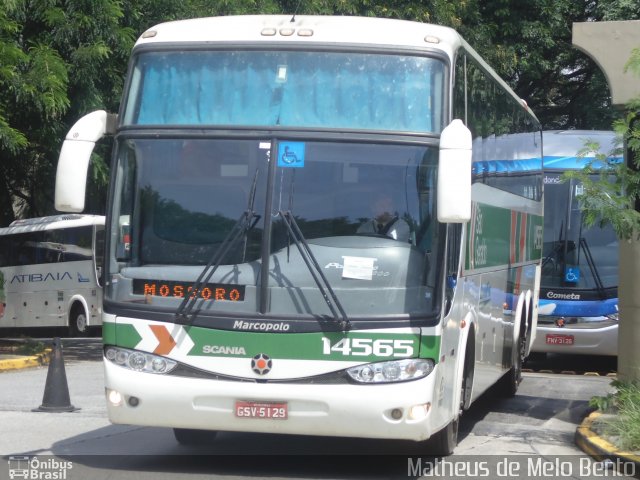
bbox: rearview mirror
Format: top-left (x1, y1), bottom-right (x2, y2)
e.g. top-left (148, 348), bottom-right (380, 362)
top-left (55, 110), bottom-right (116, 212)
top-left (437, 119), bottom-right (472, 223)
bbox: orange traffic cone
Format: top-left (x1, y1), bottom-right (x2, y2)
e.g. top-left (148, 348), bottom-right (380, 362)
top-left (33, 337), bottom-right (79, 412)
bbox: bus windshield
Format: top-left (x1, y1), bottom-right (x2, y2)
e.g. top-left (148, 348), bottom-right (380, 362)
top-left (107, 138), bottom-right (443, 319)
top-left (122, 50), bottom-right (445, 134)
top-left (541, 173), bottom-right (618, 299)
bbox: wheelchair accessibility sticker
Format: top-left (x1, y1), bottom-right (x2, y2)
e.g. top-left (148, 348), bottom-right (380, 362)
top-left (564, 267), bottom-right (580, 283)
top-left (278, 142), bottom-right (305, 168)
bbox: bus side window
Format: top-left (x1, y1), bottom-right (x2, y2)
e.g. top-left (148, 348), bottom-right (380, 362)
top-left (445, 224), bottom-right (462, 315)
top-left (17, 233), bottom-right (38, 265)
top-left (95, 226), bottom-right (105, 286)
top-left (0, 238), bottom-right (9, 267)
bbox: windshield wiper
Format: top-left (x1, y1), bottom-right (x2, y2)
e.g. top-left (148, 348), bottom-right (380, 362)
top-left (541, 221), bottom-right (560, 270)
top-left (176, 171), bottom-right (260, 322)
top-left (579, 236), bottom-right (606, 299)
top-left (278, 209), bottom-right (350, 330)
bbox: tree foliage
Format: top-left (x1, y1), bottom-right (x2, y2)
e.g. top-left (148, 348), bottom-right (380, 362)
top-left (0, 0), bottom-right (637, 225)
top-left (566, 50), bottom-right (640, 241)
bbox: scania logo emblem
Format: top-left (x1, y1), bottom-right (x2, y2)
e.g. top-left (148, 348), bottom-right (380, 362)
top-left (251, 353), bottom-right (272, 375)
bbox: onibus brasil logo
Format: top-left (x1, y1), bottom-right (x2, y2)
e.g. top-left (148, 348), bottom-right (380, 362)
top-left (8, 456), bottom-right (72, 479)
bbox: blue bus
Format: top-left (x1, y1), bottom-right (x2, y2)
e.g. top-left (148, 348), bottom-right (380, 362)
top-left (531, 130), bottom-right (620, 357)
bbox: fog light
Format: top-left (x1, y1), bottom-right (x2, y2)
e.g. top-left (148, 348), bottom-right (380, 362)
top-left (107, 389), bottom-right (123, 406)
top-left (408, 403), bottom-right (430, 420)
top-left (390, 408), bottom-right (403, 420)
top-left (128, 396), bottom-right (140, 407)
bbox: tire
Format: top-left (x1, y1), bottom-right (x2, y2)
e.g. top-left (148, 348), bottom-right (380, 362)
top-left (69, 306), bottom-right (88, 337)
top-left (526, 351), bottom-right (547, 363)
top-left (173, 428), bottom-right (218, 446)
top-left (426, 418), bottom-right (459, 456)
top-left (423, 337), bottom-right (472, 456)
top-left (498, 333), bottom-right (525, 397)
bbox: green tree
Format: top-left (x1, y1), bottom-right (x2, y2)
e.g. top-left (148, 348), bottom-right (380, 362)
top-left (568, 49), bottom-right (640, 240)
top-left (0, 0), bottom-right (291, 226)
top-left (0, 0), bottom-right (138, 224)
top-left (566, 48), bottom-right (640, 383)
top-left (0, 2), bottom-right (67, 225)
top-left (462, 0), bottom-right (638, 130)
top-left (0, 1), bottom-right (636, 226)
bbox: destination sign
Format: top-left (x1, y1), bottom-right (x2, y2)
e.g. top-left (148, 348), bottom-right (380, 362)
top-left (132, 279), bottom-right (245, 301)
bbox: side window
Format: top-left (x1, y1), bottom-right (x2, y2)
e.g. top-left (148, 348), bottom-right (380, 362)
top-left (445, 224), bottom-right (462, 315)
top-left (62, 227), bottom-right (92, 262)
top-left (0, 237), bottom-right (17, 267)
top-left (453, 53), bottom-right (466, 124)
top-left (114, 143), bottom-right (136, 262)
top-left (466, 59), bottom-right (495, 141)
top-left (465, 53), bottom-right (542, 201)
top-left (39, 230), bottom-right (63, 264)
top-left (94, 226), bottom-right (105, 287)
top-left (17, 233), bottom-right (38, 265)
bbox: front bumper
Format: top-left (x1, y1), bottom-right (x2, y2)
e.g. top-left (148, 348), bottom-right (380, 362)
top-left (531, 316), bottom-right (618, 356)
top-left (104, 360), bottom-right (439, 442)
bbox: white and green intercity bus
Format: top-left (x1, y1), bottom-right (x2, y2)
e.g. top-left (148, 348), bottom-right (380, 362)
top-left (54, 15), bottom-right (543, 454)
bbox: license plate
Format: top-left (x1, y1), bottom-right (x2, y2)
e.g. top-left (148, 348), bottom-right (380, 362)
top-left (235, 401), bottom-right (288, 420)
top-left (546, 333), bottom-right (574, 345)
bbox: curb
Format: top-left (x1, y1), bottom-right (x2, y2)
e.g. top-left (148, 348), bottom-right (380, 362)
top-left (575, 411), bottom-right (640, 476)
top-left (0, 348), bottom-right (51, 372)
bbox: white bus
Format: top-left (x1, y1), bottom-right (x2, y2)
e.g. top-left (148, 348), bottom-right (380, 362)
top-left (54, 15), bottom-right (543, 454)
top-left (532, 130), bottom-right (620, 356)
top-left (0, 214), bottom-right (105, 336)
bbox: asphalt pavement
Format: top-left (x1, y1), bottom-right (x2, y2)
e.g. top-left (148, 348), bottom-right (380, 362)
top-left (1, 336), bottom-right (638, 474)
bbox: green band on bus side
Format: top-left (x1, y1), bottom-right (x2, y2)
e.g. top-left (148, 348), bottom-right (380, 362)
top-left (420, 334), bottom-right (441, 360)
top-left (465, 203), bottom-right (543, 272)
top-left (186, 326), bottom-right (437, 362)
top-left (104, 321), bottom-right (141, 348)
top-left (108, 322), bottom-right (441, 363)
top-left (102, 321), bottom-right (116, 345)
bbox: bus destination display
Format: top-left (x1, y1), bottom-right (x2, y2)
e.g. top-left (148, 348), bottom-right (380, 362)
top-left (132, 279), bottom-right (245, 301)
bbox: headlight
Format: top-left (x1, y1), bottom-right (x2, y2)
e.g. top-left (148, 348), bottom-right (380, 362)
top-left (606, 313), bottom-right (619, 322)
top-left (347, 358), bottom-right (435, 384)
top-left (105, 346), bottom-right (177, 374)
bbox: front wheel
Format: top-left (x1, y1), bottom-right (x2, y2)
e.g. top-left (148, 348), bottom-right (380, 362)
top-left (173, 428), bottom-right (218, 446)
top-left (425, 418), bottom-right (459, 456)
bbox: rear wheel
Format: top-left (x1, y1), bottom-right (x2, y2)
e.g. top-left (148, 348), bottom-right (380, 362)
top-left (68, 305), bottom-right (88, 337)
top-left (498, 333), bottom-right (525, 397)
top-left (173, 428), bottom-right (218, 446)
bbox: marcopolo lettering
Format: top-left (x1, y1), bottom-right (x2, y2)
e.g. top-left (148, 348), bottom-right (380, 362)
top-left (233, 320), bottom-right (290, 332)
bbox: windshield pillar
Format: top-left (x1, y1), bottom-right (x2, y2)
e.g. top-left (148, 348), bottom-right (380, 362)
top-left (259, 141), bottom-right (278, 314)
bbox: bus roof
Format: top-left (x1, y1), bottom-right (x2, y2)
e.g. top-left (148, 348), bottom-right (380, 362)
top-left (543, 130), bottom-right (622, 170)
top-left (1, 214), bottom-right (104, 235)
top-left (136, 15), bottom-right (463, 56)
